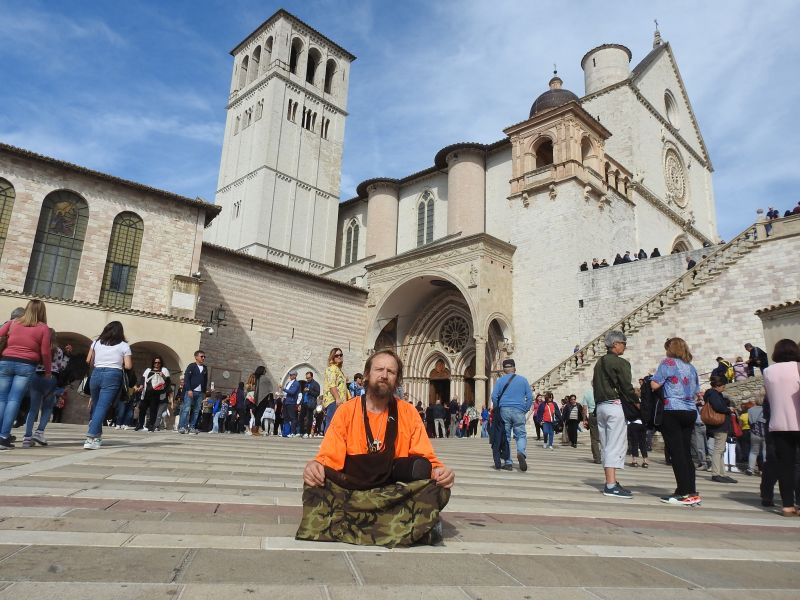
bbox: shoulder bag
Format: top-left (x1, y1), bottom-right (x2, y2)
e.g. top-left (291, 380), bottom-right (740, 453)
top-left (700, 399), bottom-right (726, 427)
top-left (494, 374), bottom-right (517, 408)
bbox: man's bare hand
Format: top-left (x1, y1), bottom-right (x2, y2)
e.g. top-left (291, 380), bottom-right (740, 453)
top-left (303, 460), bottom-right (326, 487)
top-left (432, 466), bottom-right (455, 489)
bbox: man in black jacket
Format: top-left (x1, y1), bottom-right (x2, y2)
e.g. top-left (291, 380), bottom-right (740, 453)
top-left (744, 343), bottom-right (769, 376)
top-left (178, 350), bottom-right (208, 434)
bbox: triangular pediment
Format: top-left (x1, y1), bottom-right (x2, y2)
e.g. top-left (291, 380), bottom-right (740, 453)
top-left (630, 42), bottom-right (712, 169)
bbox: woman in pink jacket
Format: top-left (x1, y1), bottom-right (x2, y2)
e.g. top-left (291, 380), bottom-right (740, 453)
top-left (0, 300), bottom-right (51, 449)
top-left (762, 339), bottom-right (800, 516)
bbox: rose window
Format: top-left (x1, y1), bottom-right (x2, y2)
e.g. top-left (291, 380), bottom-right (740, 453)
top-left (440, 316), bottom-right (470, 353)
top-left (664, 149), bottom-right (687, 207)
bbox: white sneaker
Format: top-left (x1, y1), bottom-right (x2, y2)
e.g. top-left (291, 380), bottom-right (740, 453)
top-left (303, 434), bottom-right (309, 439)
top-left (142, 427), bottom-right (149, 432)
top-left (83, 437), bottom-right (102, 450)
top-left (114, 425), bottom-right (121, 430)
top-left (122, 425), bottom-right (129, 430)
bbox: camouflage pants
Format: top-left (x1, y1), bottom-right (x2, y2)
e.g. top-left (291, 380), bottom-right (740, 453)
top-left (296, 479), bottom-right (450, 548)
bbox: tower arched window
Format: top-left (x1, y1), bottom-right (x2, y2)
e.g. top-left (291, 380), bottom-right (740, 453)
top-left (0, 178), bottom-right (16, 262)
top-left (264, 36), bottom-right (273, 69)
top-left (99, 212), bottom-right (144, 309)
top-left (580, 136), bottom-right (592, 164)
top-left (237, 55), bottom-right (249, 89)
top-left (306, 48), bottom-right (322, 85)
top-left (416, 191), bottom-right (434, 247)
top-left (324, 59), bottom-right (337, 94)
top-left (534, 138), bottom-right (554, 168)
top-left (344, 220), bottom-right (359, 265)
top-left (289, 38), bottom-right (303, 75)
top-left (24, 190), bottom-right (89, 300)
top-left (249, 46), bottom-right (261, 84)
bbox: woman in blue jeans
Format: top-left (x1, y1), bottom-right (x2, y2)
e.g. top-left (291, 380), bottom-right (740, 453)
top-left (85, 321), bottom-right (132, 450)
top-left (0, 301), bottom-right (51, 450)
top-left (22, 328), bottom-right (68, 447)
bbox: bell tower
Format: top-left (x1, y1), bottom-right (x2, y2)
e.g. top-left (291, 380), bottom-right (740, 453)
top-left (206, 9), bottom-right (356, 273)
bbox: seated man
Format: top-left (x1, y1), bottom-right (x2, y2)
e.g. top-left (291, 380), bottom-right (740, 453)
top-left (297, 349), bottom-right (454, 547)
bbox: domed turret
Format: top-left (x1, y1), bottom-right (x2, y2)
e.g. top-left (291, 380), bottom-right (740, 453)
top-left (529, 75), bottom-right (579, 118)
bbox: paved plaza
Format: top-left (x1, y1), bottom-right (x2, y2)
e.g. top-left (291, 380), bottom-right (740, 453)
top-left (0, 424), bottom-right (798, 599)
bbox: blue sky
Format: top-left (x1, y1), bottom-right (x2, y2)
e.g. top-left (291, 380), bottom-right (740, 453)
top-left (1, 0), bottom-right (798, 240)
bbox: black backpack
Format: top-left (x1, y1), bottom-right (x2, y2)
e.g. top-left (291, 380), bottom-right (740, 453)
top-left (639, 375), bottom-right (664, 429)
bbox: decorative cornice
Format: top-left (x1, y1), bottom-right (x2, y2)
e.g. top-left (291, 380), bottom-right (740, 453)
top-left (630, 181), bottom-right (713, 245)
top-left (228, 70), bottom-right (348, 116)
top-left (216, 164), bottom-right (334, 200)
top-left (366, 233), bottom-right (516, 274)
top-left (0, 288), bottom-right (205, 325)
top-left (0, 143), bottom-right (220, 226)
top-left (229, 8), bottom-right (356, 61)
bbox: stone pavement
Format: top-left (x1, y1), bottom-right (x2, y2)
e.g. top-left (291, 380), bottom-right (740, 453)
top-left (0, 425), bottom-right (798, 599)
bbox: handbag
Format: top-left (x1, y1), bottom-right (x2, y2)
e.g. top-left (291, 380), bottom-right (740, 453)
top-left (730, 414), bottom-right (743, 438)
top-left (700, 400), bottom-right (725, 427)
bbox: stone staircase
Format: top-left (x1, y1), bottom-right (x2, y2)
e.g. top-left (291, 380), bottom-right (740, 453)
top-left (533, 221), bottom-right (762, 395)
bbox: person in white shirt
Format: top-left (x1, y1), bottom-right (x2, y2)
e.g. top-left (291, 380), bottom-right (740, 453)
top-left (85, 321), bottom-right (132, 450)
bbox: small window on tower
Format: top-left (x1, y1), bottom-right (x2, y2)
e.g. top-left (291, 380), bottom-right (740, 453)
top-left (233, 201), bottom-right (241, 219)
top-left (234, 116), bottom-right (240, 135)
top-left (255, 100), bottom-right (263, 121)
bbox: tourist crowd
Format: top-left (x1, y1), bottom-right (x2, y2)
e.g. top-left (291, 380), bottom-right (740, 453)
top-left (0, 299), bottom-right (798, 519)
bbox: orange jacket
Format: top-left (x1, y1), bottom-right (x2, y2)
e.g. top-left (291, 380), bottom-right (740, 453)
top-left (315, 397), bottom-right (443, 471)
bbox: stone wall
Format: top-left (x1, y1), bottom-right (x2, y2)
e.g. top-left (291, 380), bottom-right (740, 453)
top-left (538, 230), bottom-right (800, 397)
top-left (577, 247), bottom-right (709, 346)
top-left (197, 244), bottom-right (368, 396)
top-left (0, 148), bottom-right (207, 316)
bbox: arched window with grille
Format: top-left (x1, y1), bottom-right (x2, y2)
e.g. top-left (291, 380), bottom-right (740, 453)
top-left (416, 191), bottom-right (434, 247)
top-left (99, 212), bottom-right (144, 308)
top-left (344, 220), bottom-right (359, 265)
top-left (24, 190), bottom-right (89, 300)
top-left (0, 178), bottom-right (16, 261)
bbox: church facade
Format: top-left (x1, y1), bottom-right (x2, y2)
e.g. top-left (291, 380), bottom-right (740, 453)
top-left (203, 10), bottom-right (719, 406)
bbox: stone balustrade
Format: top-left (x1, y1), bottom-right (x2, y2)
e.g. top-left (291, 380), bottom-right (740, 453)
top-left (532, 222), bottom-right (760, 393)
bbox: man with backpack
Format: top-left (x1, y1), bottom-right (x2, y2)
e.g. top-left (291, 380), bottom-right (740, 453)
top-left (712, 357), bottom-right (734, 384)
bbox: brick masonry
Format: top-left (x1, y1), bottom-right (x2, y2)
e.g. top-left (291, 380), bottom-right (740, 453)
top-left (197, 245), bottom-right (368, 396)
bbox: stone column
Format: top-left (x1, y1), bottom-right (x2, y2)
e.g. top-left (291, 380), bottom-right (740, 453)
top-left (473, 335), bottom-right (487, 407)
top-left (446, 148), bottom-right (486, 237)
top-left (365, 179), bottom-right (399, 261)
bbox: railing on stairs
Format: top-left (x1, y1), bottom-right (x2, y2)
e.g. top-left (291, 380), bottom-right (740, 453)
top-left (532, 222), bottom-right (760, 393)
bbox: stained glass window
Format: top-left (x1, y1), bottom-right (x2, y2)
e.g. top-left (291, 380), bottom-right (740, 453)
top-left (99, 212), bottom-right (144, 308)
top-left (416, 191), bottom-right (434, 247)
top-left (344, 220), bottom-right (359, 265)
top-left (24, 190), bottom-right (89, 299)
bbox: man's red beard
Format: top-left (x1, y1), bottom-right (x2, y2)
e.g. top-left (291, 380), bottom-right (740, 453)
top-left (366, 379), bottom-right (393, 400)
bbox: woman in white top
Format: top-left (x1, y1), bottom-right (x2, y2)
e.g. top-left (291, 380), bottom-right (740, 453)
top-left (85, 321), bottom-right (132, 450)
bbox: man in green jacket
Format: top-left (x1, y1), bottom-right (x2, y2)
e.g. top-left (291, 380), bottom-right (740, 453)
top-left (592, 330), bottom-right (638, 499)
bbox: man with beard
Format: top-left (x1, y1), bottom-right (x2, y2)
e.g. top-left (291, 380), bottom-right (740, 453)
top-left (297, 349), bottom-right (454, 547)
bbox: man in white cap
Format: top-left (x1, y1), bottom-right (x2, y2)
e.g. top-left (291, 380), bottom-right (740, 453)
top-left (490, 358), bottom-right (533, 472)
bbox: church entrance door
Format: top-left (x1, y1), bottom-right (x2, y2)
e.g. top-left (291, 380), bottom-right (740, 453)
top-left (428, 359), bottom-right (451, 406)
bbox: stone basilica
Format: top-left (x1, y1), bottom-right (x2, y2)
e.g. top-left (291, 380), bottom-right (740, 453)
top-left (4, 9), bottom-right (795, 420)
top-left (202, 10), bottom-right (718, 405)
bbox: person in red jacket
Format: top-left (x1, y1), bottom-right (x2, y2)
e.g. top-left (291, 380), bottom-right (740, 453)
top-left (0, 300), bottom-right (51, 449)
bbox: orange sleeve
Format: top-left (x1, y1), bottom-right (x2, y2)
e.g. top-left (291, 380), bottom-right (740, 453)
top-left (314, 399), bottom-right (354, 470)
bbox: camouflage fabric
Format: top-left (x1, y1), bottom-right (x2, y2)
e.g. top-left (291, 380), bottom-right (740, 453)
top-left (296, 478), bottom-right (450, 548)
